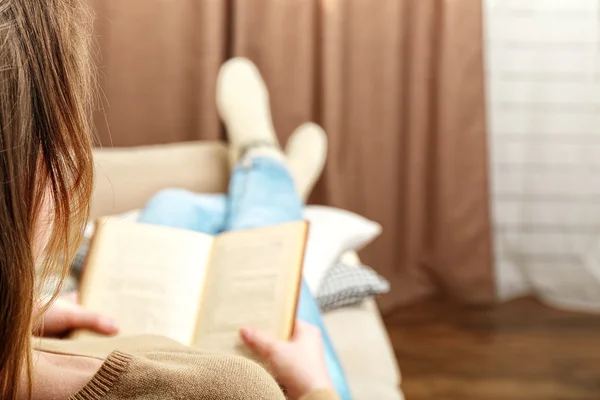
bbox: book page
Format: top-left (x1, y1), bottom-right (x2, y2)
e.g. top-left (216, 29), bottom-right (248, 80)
top-left (193, 221), bottom-right (307, 356)
top-left (79, 219), bottom-right (213, 345)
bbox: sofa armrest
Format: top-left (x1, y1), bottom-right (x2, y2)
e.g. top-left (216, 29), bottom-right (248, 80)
top-left (324, 299), bottom-right (404, 400)
top-left (328, 251), bottom-right (404, 399)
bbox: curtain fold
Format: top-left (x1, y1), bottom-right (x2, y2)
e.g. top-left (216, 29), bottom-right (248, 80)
top-left (89, 0), bottom-right (494, 311)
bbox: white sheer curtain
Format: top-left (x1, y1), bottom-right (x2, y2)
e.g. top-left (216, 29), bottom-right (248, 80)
top-left (485, 0), bottom-right (600, 311)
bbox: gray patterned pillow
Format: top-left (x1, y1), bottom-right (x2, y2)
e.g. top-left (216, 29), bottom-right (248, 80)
top-left (316, 262), bottom-right (390, 311)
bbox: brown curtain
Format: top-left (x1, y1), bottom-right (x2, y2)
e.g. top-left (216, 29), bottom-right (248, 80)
top-left (88, 0), bottom-right (494, 312)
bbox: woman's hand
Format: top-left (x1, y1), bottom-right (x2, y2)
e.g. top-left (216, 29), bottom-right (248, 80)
top-left (241, 320), bottom-right (334, 400)
top-left (37, 292), bottom-right (119, 338)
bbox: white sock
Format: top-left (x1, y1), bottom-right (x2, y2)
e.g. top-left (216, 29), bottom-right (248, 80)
top-left (285, 123), bottom-right (328, 201)
top-left (216, 58), bottom-right (280, 166)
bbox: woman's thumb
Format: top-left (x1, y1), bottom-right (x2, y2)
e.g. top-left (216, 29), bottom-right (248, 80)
top-left (240, 328), bottom-right (277, 359)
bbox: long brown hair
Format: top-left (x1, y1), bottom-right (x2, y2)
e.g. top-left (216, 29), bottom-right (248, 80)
top-left (0, 1), bottom-right (95, 399)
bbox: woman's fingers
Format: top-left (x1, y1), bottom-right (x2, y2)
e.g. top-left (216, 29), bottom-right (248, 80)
top-left (240, 328), bottom-right (278, 359)
top-left (241, 321), bottom-right (334, 400)
top-left (46, 301), bottom-right (119, 336)
top-left (66, 307), bottom-right (119, 335)
top-left (291, 320), bottom-right (321, 342)
top-left (292, 320), bottom-right (311, 337)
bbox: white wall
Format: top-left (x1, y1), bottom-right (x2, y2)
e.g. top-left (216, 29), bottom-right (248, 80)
top-left (484, 0), bottom-right (600, 311)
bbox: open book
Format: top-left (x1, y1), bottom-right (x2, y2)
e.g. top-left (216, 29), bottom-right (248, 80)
top-left (76, 218), bottom-right (308, 357)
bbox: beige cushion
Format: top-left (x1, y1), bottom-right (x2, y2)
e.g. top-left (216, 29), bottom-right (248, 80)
top-left (91, 142), bottom-right (404, 400)
top-left (92, 142), bottom-right (229, 218)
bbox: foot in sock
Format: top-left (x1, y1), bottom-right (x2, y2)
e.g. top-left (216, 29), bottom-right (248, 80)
top-left (285, 123), bottom-right (328, 201)
top-left (216, 58), bottom-right (282, 165)
top-left (216, 58), bottom-right (328, 199)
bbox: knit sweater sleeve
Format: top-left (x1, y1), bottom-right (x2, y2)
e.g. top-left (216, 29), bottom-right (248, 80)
top-left (101, 351), bottom-right (288, 400)
top-left (37, 336), bottom-right (339, 400)
top-left (300, 389), bottom-right (341, 400)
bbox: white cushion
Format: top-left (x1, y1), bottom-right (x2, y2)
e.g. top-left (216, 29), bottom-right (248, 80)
top-left (303, 206), bottom-right (382, 293)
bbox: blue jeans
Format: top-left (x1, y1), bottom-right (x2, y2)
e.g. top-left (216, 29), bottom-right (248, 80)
top-left (138, 156), bottom-right (351, 400)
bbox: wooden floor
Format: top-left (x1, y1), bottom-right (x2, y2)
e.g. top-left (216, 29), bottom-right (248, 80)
top-left (383, 297), bottom-right (600, 400)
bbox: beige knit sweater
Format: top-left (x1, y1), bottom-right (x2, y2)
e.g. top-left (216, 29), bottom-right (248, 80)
top-left (35, 335), bottom-right (339, 400)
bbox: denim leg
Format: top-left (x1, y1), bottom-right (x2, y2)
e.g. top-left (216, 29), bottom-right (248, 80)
top-left (224, 157), bottom-right (303, 231)
top-left (225, 156), bottom-right (351, 400)
top-left (138, 158), bottom-right (301, 234)
top-left (138, 189), bottom-right (227, 235)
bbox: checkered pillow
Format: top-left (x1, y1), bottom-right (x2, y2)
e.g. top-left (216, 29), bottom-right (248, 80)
top-left (316, 262), bottom-right (390, 312)
top-left (71, 239), bottom-right (90, 277)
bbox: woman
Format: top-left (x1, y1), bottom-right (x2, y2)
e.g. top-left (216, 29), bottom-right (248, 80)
top-left (0, 1), bottom-right (337, 399)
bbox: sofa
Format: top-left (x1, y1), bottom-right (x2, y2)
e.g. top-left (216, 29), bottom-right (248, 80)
top-left (90, 141), bottom-right (404, 400)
